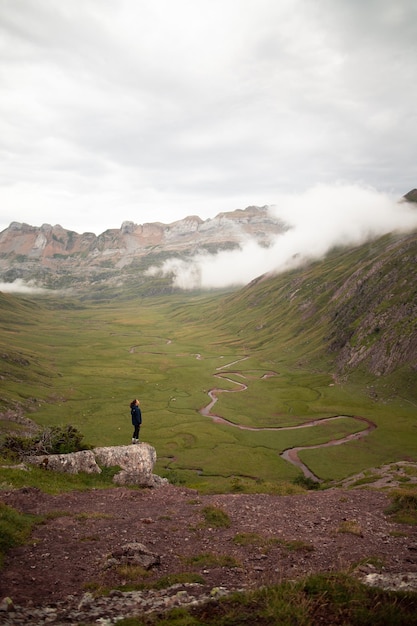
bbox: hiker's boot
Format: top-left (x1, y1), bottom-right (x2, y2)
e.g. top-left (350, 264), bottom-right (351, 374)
top-left (131, 438), bottom-right (136, 444)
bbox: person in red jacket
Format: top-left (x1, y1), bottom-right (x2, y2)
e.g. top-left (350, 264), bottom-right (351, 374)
top-left (130, 399), bottom-right (142, 444)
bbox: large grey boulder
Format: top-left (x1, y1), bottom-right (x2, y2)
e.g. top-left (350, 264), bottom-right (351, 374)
top-left (27, 449), bottom-right (100, 474)
top-left (94, 444), bottom-right (157, 486)
top-left (26, 443), bottom-right (166, 487)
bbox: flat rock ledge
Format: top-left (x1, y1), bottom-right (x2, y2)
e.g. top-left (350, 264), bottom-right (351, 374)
top-left (26, 444), bottom-right (167, 487)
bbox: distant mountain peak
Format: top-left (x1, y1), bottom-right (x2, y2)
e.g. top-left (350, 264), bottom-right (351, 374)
top-left (403, 189), bottom-right (417, 203)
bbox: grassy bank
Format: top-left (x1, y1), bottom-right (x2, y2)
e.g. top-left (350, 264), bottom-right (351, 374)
top-left (117, 573), bottom-right (417, 625)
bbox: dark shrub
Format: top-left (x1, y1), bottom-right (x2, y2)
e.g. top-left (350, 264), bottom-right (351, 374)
top-left (293, 475), bottom-right (321, 490)
top-left (0, 425), bottom-right (91, 460)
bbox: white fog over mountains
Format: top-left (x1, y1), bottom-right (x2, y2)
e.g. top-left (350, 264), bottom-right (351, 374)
top-left (147, 184), bottom-right (417, 290)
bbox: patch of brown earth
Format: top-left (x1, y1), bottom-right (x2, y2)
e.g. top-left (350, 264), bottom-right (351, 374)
top-left (1, 483), bottom-right (417, 611)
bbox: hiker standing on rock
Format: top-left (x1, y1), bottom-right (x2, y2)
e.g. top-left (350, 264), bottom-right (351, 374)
top-left (130, 399), bottom-right (142, 444)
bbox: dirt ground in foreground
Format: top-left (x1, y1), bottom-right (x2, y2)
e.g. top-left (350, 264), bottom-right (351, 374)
top-left (1, 483), bottom-right (417, 608)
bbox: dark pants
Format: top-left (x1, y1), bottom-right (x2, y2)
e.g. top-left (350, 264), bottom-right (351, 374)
top-left (133, 425), bottom-right (140, 440)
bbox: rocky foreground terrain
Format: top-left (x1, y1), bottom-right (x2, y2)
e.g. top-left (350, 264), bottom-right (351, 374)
top-left (1, 468), bottom-right (417, 625)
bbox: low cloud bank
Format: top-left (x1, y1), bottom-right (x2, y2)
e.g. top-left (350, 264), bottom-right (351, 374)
top-left (146, 184), bottom-right (417, 290)
top-left (0, 279), bottom-right (48, 294)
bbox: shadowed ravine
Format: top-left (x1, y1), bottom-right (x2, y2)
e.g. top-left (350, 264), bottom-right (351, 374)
top-left (199, 362), bottom-right (376, 483)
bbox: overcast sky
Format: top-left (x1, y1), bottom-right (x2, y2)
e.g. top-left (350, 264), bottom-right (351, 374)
top-left (1, 0), bottom-right (416, 235)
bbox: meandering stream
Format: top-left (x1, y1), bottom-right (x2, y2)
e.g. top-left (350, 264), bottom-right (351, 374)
top-left (199, 362), bottom-right (376, 482)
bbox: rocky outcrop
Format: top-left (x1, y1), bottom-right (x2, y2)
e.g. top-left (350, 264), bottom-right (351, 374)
top-left (28, 449), bottom-right (100, 475)
top-left (26, 444), bottom-right (167, 487)
top-left (327, 231), bottom-right (417, 376)
top-left (106, 542), bottom-right (161, 570)
top-left (94, 444), bottom-right (163, 486)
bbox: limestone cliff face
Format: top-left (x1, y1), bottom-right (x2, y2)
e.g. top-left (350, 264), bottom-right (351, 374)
top-left (0, 207), bottom-right (282, 260)
top-left (0, 207), bottom-right (285, 287)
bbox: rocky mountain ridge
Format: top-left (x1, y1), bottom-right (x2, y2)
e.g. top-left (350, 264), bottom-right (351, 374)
top-left (0, 206), bottom-right (285, 289)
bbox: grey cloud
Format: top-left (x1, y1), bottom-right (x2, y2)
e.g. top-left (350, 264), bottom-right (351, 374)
top-left (0, 0), bottom-right (416, 234)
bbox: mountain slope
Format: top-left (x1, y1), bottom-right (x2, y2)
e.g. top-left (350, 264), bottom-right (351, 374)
top-left (211, 230), bottom-right (417, 393)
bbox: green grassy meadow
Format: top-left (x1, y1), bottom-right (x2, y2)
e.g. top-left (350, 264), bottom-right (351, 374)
top-left (1, 279), bottom-right (416, 493)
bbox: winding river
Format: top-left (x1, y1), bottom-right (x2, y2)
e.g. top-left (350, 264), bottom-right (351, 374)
top-left (199, 361), bottom-right (376, 482)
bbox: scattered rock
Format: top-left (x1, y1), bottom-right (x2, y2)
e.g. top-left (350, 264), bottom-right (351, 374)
top-left (1, 482), bottom-right (417, 624)
top-left (362, 572), bottom-right (417, 592)
top-left (108, 542), bottom-right (160, 570)
top-left (0, 584), bottom-right (230, 625)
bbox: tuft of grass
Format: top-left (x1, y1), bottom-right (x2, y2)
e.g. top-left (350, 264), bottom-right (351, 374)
top-left (82, 581), bottom-right (109, 595)
top-left (349, 474), bottom-right (380, 487)
top-left (200, 506), bottom-right (231, 528)
top-left (351, 556), bottom-right (385, 571)
top-left (232, 532), bottom-right (313, 554)
top-left (292, 475), bottom-right (321, 490)
top-left (403, 465), bottom-right (417, 478)
top-left (0, 503), bottom-right (40, 567)
top-left (280, 539), bottom-right (315, 553)
top-left (182, 552), bottom-right (240, 568)
top-left (116, 564), bottom-right (149, 581)
top-left (233, 531), bottom-right (267, 547)
top-left (79, 535), bottom-right (100, 542)
top-left (385, 488), bottom-right (417, 524)
top-left (0, 463), bottom-right (121, 494)
top-left (230, 477), bottom-right (246, 492)
top-left (337, 520), bottom-right (363, 536)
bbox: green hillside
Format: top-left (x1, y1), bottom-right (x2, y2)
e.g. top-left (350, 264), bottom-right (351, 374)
top-left (0, 231), bottom-right (416, 492)
top-left (210, 231), bottom-right (417, 397)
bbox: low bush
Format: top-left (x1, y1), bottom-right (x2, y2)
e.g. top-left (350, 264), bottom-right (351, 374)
top-left (0, 425), bottom-right (91, 461)
top-left (292, 475), bottom-right (321, 490)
